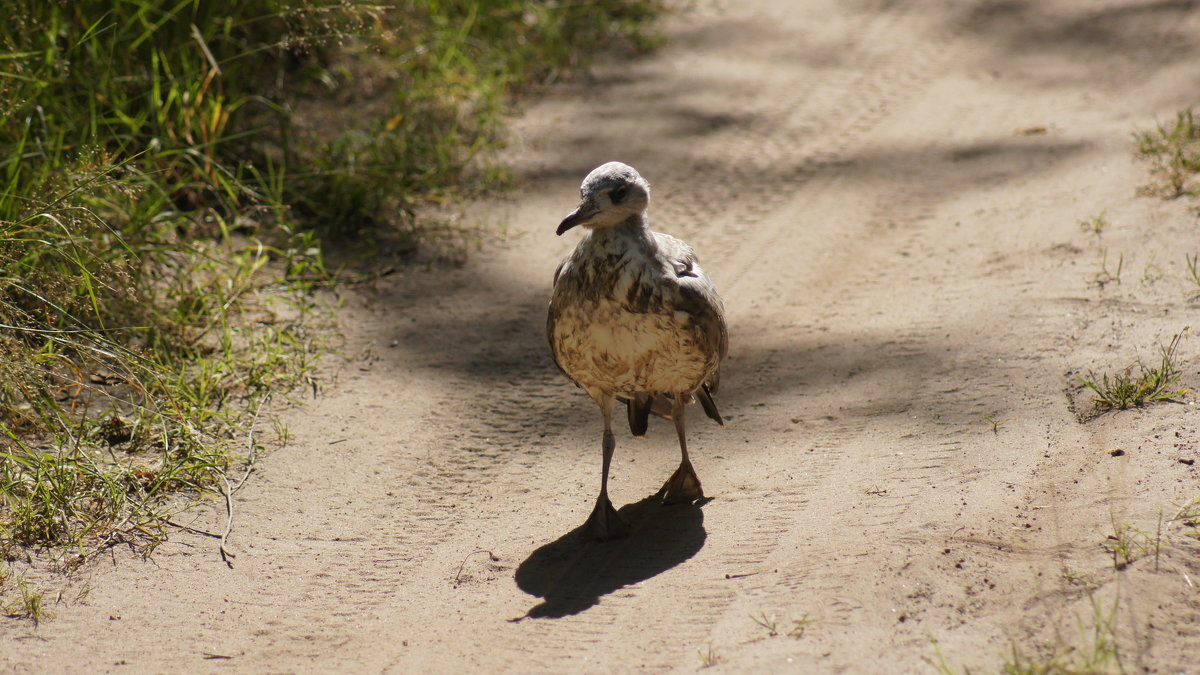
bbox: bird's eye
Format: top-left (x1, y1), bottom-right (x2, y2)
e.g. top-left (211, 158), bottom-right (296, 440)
top-left (610, 186), bottom-right (628, 203)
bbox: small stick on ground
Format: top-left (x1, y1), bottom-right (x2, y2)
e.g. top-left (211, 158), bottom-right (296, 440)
top-left (454, 549), bottom-right (500, 586)
top-left (724, 571), bottom-right (760, 579)
top-left (164, 520), bottom-right (221, 538)
top-left (218, 473), bottom-right (237, 568)
top-left (218, 394), bottom-right (270, 568)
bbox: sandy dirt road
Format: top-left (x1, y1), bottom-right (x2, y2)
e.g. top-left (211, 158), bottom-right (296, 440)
top-left (7, 0), bottom-right (1200, 672)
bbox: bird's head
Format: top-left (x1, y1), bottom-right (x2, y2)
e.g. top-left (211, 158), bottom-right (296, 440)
top-left (556, 162), bottom-right (651, 236)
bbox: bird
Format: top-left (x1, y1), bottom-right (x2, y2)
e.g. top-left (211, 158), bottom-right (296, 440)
top-left (547, 161), bottom-right (728, 541)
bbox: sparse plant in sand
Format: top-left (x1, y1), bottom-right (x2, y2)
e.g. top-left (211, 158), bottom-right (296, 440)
top-left (1103, 510), bottom-right (1164, 571)
top-left (1078, 331), bottom-right (1188, 413)
top-left (698, 644), bottom-right (722, 668)
top-left (1060, 568), bottom-right (1097, 590)
top-left (1135, 107), bottom-right (1200, 198)
top-left (750, 611), bottom-right (817, 641)
top-left (924, 637), bottom-right (961, 675)
top-left (2, 574), bottom-right (51, 626)
top-left (1169, 495), bottom-right (1200, 539)
top-left (1185, 253), bottom-right (1200, 301)
top-left (978, 413), bottom-right (1014, 434)
top-left (751, 612), bottom-right (780, 636)
top-left (1089, 248), bottom-right (1123, 289)
top-left (1078, 212), bottom-right (1110, 237)
top-left (1139, 254), bottom-right (1163, 285)
top-left (789, 614), bottom-right (817, 637)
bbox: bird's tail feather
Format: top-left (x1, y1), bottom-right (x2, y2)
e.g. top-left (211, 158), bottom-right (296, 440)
top-left (696, 384), bottom-right (723, 426)
top-left (623, 387), bottom-right (723, 435)
top-left (626, 393), bottom-right (652, 437)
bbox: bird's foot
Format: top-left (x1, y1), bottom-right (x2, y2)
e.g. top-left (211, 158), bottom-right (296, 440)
top-left (581, 495), bottom-right (630, 542)
top-left (655, 460), bottom-right (705, 505)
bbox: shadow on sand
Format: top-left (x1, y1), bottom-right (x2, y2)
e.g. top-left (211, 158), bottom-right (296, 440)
top-left (512, 496), bottom-right (707, 620)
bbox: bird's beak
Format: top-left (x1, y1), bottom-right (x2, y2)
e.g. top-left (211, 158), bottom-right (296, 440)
top-left (556, 204), bottom-right (595, 236)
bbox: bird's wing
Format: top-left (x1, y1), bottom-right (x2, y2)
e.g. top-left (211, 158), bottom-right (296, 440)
top-left (653, 232), bottom-right (729, 392)
top-left (546, 256), bottom-right (577, 381)
top-left (551, 257), bottom-right (568, 286)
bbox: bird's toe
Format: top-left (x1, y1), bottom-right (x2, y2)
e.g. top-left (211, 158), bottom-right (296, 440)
top-left (656, 461), bottom-right (705, 505)
top-left (581, 495), bottom-right (630, 542)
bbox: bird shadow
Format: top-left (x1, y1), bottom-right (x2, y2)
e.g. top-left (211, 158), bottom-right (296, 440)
top-left (511, 495), bottom-right (708, 621)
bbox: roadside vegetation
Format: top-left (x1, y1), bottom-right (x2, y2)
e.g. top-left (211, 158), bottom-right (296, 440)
top-left (1135, 108), bottom-right (1200, 200)
top-left (0, 0), bottom-right (662, 597)
top-left (1078, 331), bottom-right (1188, 414)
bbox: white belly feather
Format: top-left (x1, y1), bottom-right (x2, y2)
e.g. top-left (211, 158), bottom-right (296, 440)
top-left (552, 299), bottom-right (709, 395)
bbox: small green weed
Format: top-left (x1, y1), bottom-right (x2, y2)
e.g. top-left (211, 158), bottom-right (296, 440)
top-left (978, 413), bottom-right (1014, 434)
top-left (1079, 332), bottom-right (1188, 413)
top-left (1135, 108), bottom-right (1200, 198)
top-left (1169, 495), bottom-right (1200, 539)
top-left (1186, 253), bottom-right (1200, 300)
top-left (751, 611), bottom-right (779, 636)
top-left (925, 637), bottom-right (963, 675)
top-left (2, 575), bottom-right (51, 626)
top-left (1103, 510), bottom-right (1164, 571)
top-left (272, 417), bottom-right (292, 446)
top-left (1090, 248), bottom-right (1123, 289)
top-left (789, 614), bottom-right (817, 637)
top-left (1139, 253), bottom-right (1163, 285)
top-left (698, 644), bottom-right (722, 668)
top-left (1060, 568), bottom-right (1096, 589)
top-left (750, 611), bottom-right (817, 640)
top-left (1078, 212), bottom-right (1109, 237)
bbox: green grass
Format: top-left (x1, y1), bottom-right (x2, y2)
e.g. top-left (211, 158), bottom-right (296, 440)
top-left (0, 2), bottom-right (366, 564)
top-left (1078, 212), bottom-right (1109, 237)
top-left (750, 611), bottom-right (817, 639)
top-left (0, 0), bottom-right (664, 609)
top-left (1135, 108), bottom-right (1200, 199)
top-left (789, 614), bottom-right (817, 637)
top-left (1, 572), bottom-right (50, 627)
top-left (0, 210), bottom-right (331, 557)
top-left (697, 644), bottom-right (722, 668)
top-left (1186, 253), bottom-right (1200, 301)
top-left (1169, 495), bottom-right (1200, 539)
top-left (978, 412), bottom-right (1014, 434)
top-left (1089, 248), bottom-right (1123, 289)
top-left (1060, 568), bottom-right (1097, 590)
top-left (1079, 332), bottom-right (1188, 413)
top-left (1103, 511), bottom-right (1163, 571)
top-left (750, 611), bottom-right (780, 636)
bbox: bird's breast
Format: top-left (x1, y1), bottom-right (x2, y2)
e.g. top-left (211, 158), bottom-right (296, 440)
top-left (548, 231), bottom-right (720, 394)
top-left (550, 294), bottom-right (712, 395)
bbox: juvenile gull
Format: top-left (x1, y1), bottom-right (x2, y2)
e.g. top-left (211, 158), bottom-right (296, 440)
top-left (547, 162), bottom-right (728, 541)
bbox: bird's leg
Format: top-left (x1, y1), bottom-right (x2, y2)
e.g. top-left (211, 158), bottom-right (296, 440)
top-left (582, 394), bottom-right (629, 541)
top-left (655, 393), bottom-right (705, 504)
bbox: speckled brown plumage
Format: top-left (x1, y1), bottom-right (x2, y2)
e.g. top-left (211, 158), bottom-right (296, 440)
top-left (547, 162), bottom-right (728, 541)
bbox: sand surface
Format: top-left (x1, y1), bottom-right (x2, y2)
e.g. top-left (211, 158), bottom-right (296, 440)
top-left (6, 1), bottom-right (1200, 672)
